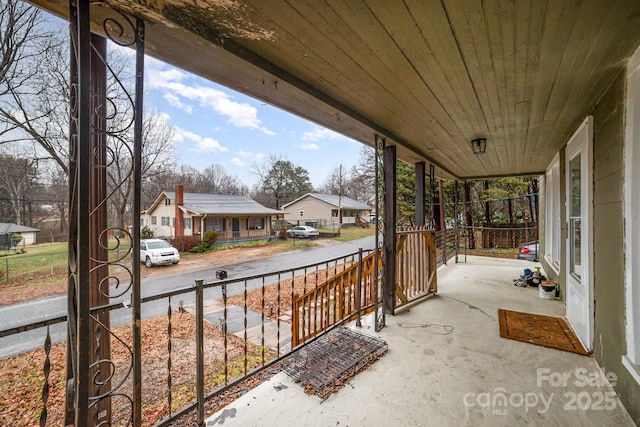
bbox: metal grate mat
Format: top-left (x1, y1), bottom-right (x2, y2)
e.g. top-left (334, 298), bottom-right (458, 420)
top-left (284, 327), bottom-right (388, 399)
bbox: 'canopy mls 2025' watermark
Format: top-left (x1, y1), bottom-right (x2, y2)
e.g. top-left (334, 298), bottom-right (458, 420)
top-left (463, 367), bottom-right (620, 416)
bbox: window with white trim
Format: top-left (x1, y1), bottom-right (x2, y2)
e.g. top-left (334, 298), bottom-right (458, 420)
top-left (184, 218), bottom-right (192, 229)
top-left (623, 44), bottom-right (640, 380)
top-left (248, 217), bottom-right (264, 230)
top-left (206, 217), bottom-right (226, 232)
top-left (544, 153), bottom-right (561, 271)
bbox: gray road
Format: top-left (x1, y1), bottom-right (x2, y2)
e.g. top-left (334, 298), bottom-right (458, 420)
top-left (0, 236), bottom-right (375, 359)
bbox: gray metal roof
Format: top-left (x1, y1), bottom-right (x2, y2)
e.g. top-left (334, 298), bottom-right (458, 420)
top-left (164, 192), bottom-right (282, 215)
top-left (0, 223), bottom-right (40, 234)
top-left (282, 193), bottom-right (373, 211)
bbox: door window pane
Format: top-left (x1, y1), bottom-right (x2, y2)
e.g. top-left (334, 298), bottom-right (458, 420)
top-left (571, 218), bottom-right (582, 278)
top-left (570, 155), bottom-right (581, 216)
top-left (569, 154), bottom-right (582, 279)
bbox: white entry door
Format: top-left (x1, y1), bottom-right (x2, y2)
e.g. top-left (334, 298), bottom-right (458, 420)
top-left (565, 117), bottom-right (593, 351)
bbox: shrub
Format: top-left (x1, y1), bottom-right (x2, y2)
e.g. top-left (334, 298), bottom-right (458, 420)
top-left (10, 233), bottom-right (23, 247)
top-left (203, 230), bottom-right (218, 244)
top-left (141, 226), bottom-right (154, 239)
top-left (170, 235), bottom-right (201, 252)
top-left (191, 241), bottom-right (211, 253)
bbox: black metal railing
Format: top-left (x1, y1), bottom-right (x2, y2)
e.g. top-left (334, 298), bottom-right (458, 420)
top-left (434, 229), bottom-right (457, 266)
top-left (0, 249), bottom-right (377, 426)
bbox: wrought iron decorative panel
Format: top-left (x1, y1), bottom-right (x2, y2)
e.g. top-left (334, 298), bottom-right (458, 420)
top-left (66, 1), bottom-right (144, 425)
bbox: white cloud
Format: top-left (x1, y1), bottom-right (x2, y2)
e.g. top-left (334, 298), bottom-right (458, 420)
top-left (158, 111), bottom-right (172, 122)
top-left (174, 127), bottom-right (228, 153)
top-left (255, 153), bottom-right (265, 161)
top-left (148, 64), bottom-right (275, 135)
top-left (146, 61), bottom-right (187, 89)
top-left (164, 93), bottom-right (193, 114)
top-left (235, 150), bottom-right (253, 159)
top-left (300, 143), bottom-right (319, 150)
top-left (229, 157), bottom-right (244, 166)
top-left (302, 127), bottom-right (340, 141)
top-left (193, 137), bottom-right (227, 153)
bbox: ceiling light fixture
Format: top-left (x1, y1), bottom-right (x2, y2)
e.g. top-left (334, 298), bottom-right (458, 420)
top-left (471, 138), bottom-right (487, 154)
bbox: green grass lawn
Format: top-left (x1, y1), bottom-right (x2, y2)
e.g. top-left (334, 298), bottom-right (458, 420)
top-left (0, 228), bottom-right (376, 284)
top-left (0, 242), bottom-right (68, 279)
top-left (322, 225), bottom-right (376, 242)
top-left (0, 239), bottom-right (133, 283)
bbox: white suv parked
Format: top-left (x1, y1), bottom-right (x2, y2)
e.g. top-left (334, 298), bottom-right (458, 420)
top-left (140, 239), bottom-right (180, 267)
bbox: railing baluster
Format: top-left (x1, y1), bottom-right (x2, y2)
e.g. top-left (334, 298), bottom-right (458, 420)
top-left (308, 293), bottom-right (313, 342)
top-left (261, 276), bottom-right (265, 364)
top-left (301, 267), bottom-right (307, 346)
top-left (222, 283), bottom-right (228, 385)
top-left (291, 270), bottom-right (295, 348)
top-left (277, 273), bottom-right (281, 356)
top-left (195, 279), bottom-right (204, 426)
top-left (333, 260), bottom-right (338, 324)
top-left (243, 279), bottom-right (248, 376)
top-left (167, 297), bottom-right (173, 418)
top-left (39, 326), bottom-right (51, 427)
top-left (356, 249), bottom-right (363, 327)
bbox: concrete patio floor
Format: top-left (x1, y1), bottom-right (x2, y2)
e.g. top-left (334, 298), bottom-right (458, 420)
top-left (206, 256), bottom-right (635, 426)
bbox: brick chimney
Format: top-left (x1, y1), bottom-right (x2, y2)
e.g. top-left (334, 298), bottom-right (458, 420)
top-left (175, 185), bottom-right (184, 237)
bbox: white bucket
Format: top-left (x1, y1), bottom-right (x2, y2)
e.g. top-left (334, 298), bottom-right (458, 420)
top-left (539, 282), bottom-right (556, 300)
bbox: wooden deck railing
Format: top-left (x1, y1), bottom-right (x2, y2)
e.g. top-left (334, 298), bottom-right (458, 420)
top-left (291, 251), bottom-right (380, 346)
top-left (395, 226), bottom-right (438, 309)
top-left (292, 227), bottom-right (439, 345)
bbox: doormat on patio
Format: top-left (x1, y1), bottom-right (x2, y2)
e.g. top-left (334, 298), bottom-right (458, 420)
top-left (498, 309), bottom-right (589, 356)
top-left (284, 327), bottom-right (388, 399)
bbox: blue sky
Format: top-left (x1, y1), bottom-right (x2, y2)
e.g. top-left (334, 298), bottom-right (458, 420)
top-left (143, 56), bottom-right (364, 189)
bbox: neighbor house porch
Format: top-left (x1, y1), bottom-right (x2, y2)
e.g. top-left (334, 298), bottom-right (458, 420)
top-left (206, 256), bottom-right (635, 426)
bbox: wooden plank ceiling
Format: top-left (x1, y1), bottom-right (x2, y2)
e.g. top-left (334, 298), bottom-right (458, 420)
top-left (30, 0), bottom-right (640, 180)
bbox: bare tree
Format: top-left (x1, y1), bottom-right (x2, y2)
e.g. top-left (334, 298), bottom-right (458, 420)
top-left (201, 164), bottom-right (248, 195)
top-left (346, 146), bottom-right (377, 205)
top-left (317, 166), bottom-right (346, 195)
top-left (0, 148), bottom-right (40, 225)
top-left (141, 164), bottom-right (200, 207)
top-left (43, 163), bottom-right (68, 233)
top-left (141, 162), bottom-right (248, 209)
top-left (0, 4), bottom-right (179, 231)
top-left (0, 2), bottom-right (68, 170)
top-left (108, 108), bottom-right (176, 232)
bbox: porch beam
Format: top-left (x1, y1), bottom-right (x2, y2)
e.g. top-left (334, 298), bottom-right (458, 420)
top-left (429, 164), bottom-right (435, 229)
top-left (383, 145), bottom-right (396, 315)
top-left (415, 162), bottom-right (425, 227)
top-left (88, 33), bottom-right (111, 424)
top-left (438, 179), bottom-right (446, 231)
top-left (454, 180), bottom-right (459, 263)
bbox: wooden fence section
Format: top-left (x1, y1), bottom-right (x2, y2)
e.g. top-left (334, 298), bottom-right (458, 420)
top-left (476, 224), bottom-right (538, 249)
top-left (291, 251), bottom-right (379, 346)
top-left (395, 227), bottom-right (438, 309)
